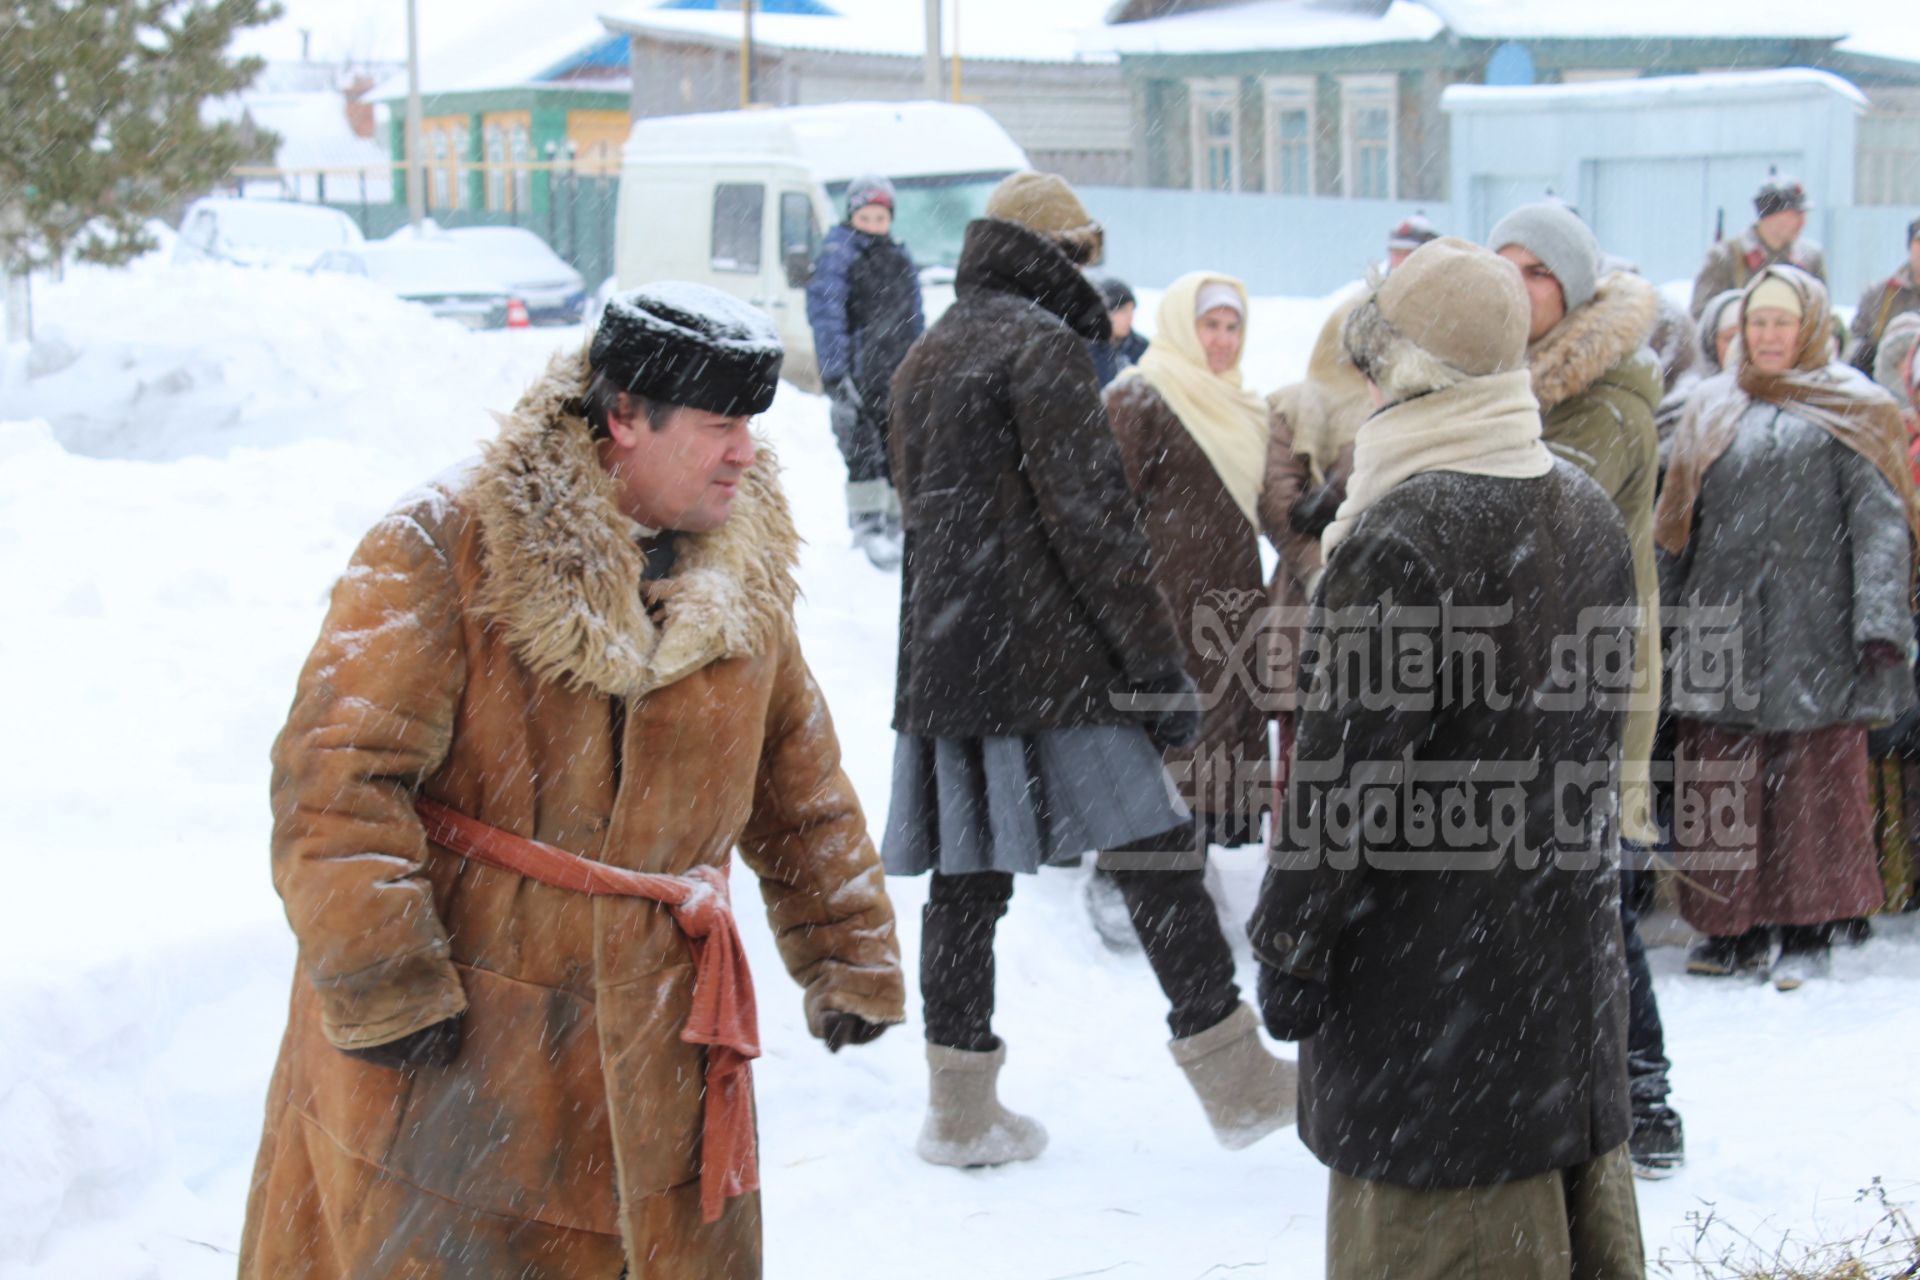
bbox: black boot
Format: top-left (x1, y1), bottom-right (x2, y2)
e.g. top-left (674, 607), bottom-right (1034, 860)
top-left (1685, 927), bottom-right (1769, 978)
top-left (1629, 1102), bottom-right (1685, 1179)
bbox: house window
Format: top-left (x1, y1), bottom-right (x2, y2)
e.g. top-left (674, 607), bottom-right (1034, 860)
top-left (567, 109), bottom-right (631, 176)
top-left (483, 112), bottom-right (533, 212)
top-left (1263, 77), bottom-right (1315, 196)
top-left (711, 182), bottom-right (765, 272)
top-left (1189, 78), bottom-right (1240, 193)
top-left (422, 115), bottom-right (468, 210)
top-left (1339, 76), bottom-right (1396, 199)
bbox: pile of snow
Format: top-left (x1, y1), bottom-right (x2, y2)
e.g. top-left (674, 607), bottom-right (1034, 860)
top-left (8, 254), bottom-right (551, 462)
top-left (3, 254), bottom-right (1918, 1278)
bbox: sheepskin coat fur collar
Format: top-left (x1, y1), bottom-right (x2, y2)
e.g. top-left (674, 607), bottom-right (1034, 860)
top-left (470, 343), bottom-right (800, 699)
top-left (1528, 271), bottom-right (1660, 413)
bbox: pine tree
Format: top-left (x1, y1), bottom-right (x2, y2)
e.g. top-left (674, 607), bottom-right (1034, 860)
top-left (0, 0), bottom-right (284, 273)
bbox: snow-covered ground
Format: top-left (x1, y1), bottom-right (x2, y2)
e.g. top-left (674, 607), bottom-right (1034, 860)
top-left (2, 258), bottom-right (1915, 1278)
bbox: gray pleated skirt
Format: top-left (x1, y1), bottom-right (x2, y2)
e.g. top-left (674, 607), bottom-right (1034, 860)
top-left (881, 723), bottom-right (1191, 876)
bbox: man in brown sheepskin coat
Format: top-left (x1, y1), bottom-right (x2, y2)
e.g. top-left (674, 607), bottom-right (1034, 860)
top-left (238, 283), bottom-right (904, 1280)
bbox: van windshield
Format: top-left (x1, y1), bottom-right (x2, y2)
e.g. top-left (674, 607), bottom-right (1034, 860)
top-left (825, 171), bottom-right (1015, 270)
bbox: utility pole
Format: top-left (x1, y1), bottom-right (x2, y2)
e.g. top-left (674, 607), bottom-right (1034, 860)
top-left (404, 0), bottom-right (425, 229)
top-left (923, 0), bottom-right (942, 101)
top-left (739, 0), bottom-right (755, 109)
top-left (949, 0), bottom-right (961, 102)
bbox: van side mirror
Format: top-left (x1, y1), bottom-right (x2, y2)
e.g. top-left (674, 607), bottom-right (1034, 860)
top-left (784, 248), bottom-right (813, 288)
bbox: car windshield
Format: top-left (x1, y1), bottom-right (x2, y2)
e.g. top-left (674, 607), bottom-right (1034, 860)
top-left (824, 171), bottom-right (1013, 270)
top-left (358, 245), bottom-right (505, 297)
top-left (214, 202), bottom-right (358, 253)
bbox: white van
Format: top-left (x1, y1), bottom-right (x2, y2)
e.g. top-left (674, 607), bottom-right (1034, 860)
top-left (613, 101), bottom-right (1029, 390)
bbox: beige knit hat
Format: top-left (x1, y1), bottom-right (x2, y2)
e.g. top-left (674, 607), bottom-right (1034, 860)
top-left (984, 170), bottom-right (1105, 265)
top-left (1369, 236), bottom-right (1530, 377)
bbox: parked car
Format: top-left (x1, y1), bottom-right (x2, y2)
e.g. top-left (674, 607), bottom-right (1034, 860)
top-left (445, 227), bottom-right (588, 325)
top-left (612, 101), bottom-right (1029, 389)
top-left (313, 241), bottom-right (522, 330)
top-left (174, 197), bottom-right (364, 269)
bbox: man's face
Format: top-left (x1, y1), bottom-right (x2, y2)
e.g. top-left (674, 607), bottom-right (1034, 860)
top-left (1907, 233), bottom-right (1920, 278)
top-left (1756, 208), bottom-right (1806, 251)
top-left (598, 401), bottom-right (758, 534)
top-left (850, 204), bottom-right (892, 235)
top-left (1387, 247), bottom-right (1413, 272)
top-left (1109, 299), bottom-right (1135, 340)
top-left (1497, 244), bottom-right (1567, 343)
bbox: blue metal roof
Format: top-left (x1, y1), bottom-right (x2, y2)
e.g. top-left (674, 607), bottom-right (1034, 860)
top-left (533, 33), bottom-right (631, 82)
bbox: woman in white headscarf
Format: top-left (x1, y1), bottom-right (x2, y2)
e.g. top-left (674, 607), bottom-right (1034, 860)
top-left (1096, 271), bottom-right (1294, 1150)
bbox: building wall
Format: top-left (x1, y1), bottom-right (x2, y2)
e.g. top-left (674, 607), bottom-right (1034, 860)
top-left (624, 35), bottom-right (1134, 186)
top-left (1121, 35), bottom-right (1920, 204)
top-left (383, 87), bottom-right (629, 216)
top-left (1445, 76), bottom-right (1862, 290)
top-left (1081, 184), bottom-right (1431, 295)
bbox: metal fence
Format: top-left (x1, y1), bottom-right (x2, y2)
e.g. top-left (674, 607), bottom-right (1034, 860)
top-left (225, 165), bottom-right (621, 292)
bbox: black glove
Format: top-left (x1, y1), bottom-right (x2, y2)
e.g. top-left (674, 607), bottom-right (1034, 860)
top-left (1127, 670), bottom-right (1201, 752)
top-left (1257, 965), bottom-right (1329, 1041)
top-left (819, 1010), bottom-right (889, 1053)
top-left (1289, 480), bottom-right (1345, 538)
top-left (341, 1016), bottom-right (463, 1070)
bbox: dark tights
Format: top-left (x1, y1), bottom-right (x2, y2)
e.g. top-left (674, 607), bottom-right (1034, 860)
top-left (921, 869), bottom-right (1240, 1049)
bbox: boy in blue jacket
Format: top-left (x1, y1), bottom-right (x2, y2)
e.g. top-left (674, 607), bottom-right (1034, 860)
top-left (805, 174), bottom-right (925, 569)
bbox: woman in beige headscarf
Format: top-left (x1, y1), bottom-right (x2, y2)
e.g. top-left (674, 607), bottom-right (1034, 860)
top-left (1656, 264), bottom-right (1918, 991)
top-left (1099, 271), bottom-right (1295, 1150)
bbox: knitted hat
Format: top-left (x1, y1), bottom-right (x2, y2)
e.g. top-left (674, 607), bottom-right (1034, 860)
top-left (843, 173), bottom-right (895, 220)
top-left (1488, 201), bottom-right (1601, 313)
top-left (1387, 212), bottom-right (1440, 252)
top-left (1754, 173), bottom-right (1808, 217)
top-left (1097, 276), bottom-right (1136, 311)
top-left (1345, 237), bottom-right (1530, 391)
top-left (984, 170), bottom-right (1104, 264)
top-left (589, 282), bottom-right (783, 417)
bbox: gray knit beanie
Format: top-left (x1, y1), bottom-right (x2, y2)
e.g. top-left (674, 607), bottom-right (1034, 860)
top-left (1489, 202), bottom-right (1601, 313)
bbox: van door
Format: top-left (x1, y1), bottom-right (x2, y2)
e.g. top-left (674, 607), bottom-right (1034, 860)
top-left (774, 188), bottom-right (824, 387)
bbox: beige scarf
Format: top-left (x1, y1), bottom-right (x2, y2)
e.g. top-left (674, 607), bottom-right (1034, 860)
top-left (1118, 271), bottom-right (1270, 524)
top-left (1321, 368), bottom-right (1554, 560)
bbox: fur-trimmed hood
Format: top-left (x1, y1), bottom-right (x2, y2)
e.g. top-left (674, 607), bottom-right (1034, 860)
top-left (1528, 271), bottom-right (1660, 413)
top-left (468, 342), bottom-right (800, 699)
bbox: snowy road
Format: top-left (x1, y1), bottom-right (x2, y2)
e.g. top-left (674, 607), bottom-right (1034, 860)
top-left (2, 259), bottom-right (1915, 1278)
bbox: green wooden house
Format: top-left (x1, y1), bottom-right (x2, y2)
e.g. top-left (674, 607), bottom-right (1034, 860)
top-left (1102, 0), bottom-right (1920, 207)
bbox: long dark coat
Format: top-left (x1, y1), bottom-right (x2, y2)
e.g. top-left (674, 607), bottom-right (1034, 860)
top-left (1250, 462), bottom-right (1635, 1190)
top-left (1105, 376), bottom-right (1269, 837)
top-left (888, 217), bottom-right (1186, 737)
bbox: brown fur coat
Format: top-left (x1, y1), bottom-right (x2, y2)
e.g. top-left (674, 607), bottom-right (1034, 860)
top-left (239, 344), bottom-right (903, 1279)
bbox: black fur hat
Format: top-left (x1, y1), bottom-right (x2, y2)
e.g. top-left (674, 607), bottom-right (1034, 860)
top-left (589, 282), bottom-right (783, 417)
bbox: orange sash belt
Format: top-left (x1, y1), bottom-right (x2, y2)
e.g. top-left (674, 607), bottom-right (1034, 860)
top-left (414, 797), bottom-right (761, 1224)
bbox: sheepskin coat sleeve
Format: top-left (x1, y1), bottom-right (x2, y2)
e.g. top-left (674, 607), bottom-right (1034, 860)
top-left (1531, 273), bottom-right (1663, 842)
